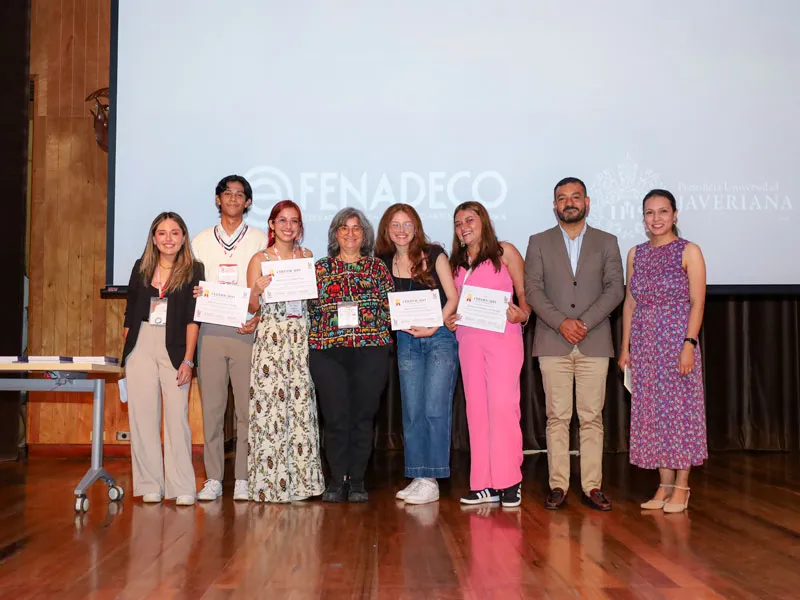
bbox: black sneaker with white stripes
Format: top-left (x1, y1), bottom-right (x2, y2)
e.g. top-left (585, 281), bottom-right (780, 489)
top-left (460, 488), bottom-right (500, 505)
top-left (500, 482), bottom-right (522, 507)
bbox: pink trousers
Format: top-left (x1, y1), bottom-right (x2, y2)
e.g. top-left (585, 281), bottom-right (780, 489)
top-left (458, 329), bottom-right (524, 490)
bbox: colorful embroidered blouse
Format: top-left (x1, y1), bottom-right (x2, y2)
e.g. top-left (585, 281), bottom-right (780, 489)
top-left (308, 256), bottom-right (393, 350)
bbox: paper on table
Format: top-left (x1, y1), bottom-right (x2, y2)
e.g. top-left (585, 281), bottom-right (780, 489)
top-left (118, 377), bottom-right (128, 404)
top-left (624, 365), bottom-right (632, 393)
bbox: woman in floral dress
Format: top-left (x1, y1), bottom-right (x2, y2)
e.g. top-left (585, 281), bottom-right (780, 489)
top-left (244, 200), bottom-right (325, 502)
top-left (619, 189), bottom-right (708, 514)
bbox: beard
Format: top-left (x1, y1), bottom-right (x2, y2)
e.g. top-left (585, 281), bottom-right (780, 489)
top-left (557, 206), bottom-right (586, 223)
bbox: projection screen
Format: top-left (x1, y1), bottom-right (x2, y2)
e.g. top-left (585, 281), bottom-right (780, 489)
top-left (109, 0), bottom-right (799, 289)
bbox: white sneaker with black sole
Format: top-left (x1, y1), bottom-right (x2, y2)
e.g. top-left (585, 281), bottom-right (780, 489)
top-left (459, 488), bottom-right (500, 505)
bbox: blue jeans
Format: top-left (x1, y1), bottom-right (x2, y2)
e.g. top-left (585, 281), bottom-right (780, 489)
top-left (397, 326), bottom-right (459, 478)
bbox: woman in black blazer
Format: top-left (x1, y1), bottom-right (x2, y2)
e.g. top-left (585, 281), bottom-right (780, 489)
top-left (123, 211), bottom-right (204, 505)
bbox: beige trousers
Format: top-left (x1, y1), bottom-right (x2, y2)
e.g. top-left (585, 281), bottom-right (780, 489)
top-left (539, 347), bottom-right (608, 493)
top-left (197, 325), bottom-right (254, 482)
top-left (126, 323), bottom-right (195, 499)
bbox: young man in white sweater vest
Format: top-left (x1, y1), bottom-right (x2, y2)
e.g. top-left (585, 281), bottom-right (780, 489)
top-left (191, 175), bottom-right (268, 501)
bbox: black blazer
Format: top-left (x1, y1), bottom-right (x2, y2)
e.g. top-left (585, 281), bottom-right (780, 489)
top-left (122, 260), bottom-right (205, 369)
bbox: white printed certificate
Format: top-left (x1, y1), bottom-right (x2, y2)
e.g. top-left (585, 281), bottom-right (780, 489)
top-left (388, 290), bottom-right (444, 331)
top-left (456, 284), bottom-right (510, 333)
top-left (193, 281), bottom-right (251, 328)
top-left (261, 258), bottom-right (318, 303)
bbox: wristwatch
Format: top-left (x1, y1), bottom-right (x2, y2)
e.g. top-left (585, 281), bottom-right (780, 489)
top-left (683, 337), bottom-right (697, 347)
top-left (182, 359), bottom-right (195, 368)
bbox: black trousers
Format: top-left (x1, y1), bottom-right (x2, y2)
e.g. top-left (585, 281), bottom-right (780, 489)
top-left (309, 345), bottom-right (391, 483)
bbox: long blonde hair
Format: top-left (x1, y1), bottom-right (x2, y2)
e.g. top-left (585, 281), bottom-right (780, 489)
top-left (138, 212), bottom-right (195, 294)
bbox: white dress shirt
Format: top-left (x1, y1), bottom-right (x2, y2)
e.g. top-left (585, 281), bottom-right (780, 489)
top-left (559, 222), bottom-right (587, 276)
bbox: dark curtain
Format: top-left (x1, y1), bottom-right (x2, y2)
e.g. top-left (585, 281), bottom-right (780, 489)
top-left (0, 1), bottom-right (30, 461)
top-left (375, 295), bottom-right (800, 452)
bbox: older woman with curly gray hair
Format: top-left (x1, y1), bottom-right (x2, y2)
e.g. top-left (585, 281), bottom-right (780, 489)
top-left (307, 207), bottom-right (394, 503)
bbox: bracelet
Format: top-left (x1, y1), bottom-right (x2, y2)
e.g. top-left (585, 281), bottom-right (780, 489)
top-left (683, 337), bottom-right (697, 347)
top-left (182, 359), bottom-right (195, 368)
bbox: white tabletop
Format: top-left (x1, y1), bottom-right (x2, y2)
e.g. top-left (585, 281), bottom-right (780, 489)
top-left (0, 363), bottom-right (123, 374)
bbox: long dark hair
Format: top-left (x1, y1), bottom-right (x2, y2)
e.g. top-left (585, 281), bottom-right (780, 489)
top-left (376, 203), bottom-right (436, 287)
top-left (267, 200), bottom-right (304, 248)
top-left (138, 212), bottom-right (195, 294)
top-left (450, 201), bottom-right (503, 273)
top-left (643, 189), bottom-right (679, 236)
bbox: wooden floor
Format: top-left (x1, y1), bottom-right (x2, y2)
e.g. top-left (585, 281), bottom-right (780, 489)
top-left (0, 451), bottom-right (799, 599)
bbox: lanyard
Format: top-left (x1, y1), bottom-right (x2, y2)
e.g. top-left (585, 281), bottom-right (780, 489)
top-left (460, 250), bottom-right (476, 285)
top-left (268, 245), bottom-right (298, 261)
top-left (392, 254), bottom-right (414, 292)
top-left (155, 265), bottom-right (170, 298)
top-left (269, 246), bottom-right (303, 318)
top-left (214, 224), bottom-right (248, 258)
top-left (462, 256), bottom-right (474, 286)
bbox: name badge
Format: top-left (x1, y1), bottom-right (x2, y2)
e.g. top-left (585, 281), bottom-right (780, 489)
top-left (337, 302), bottom-right (359, 328)
top-left (149, 298), bottom-right (168, 326)
top-left (285, 300), bottom-right (303, 318)
top-left (218, 264), bottom-right (238, 285)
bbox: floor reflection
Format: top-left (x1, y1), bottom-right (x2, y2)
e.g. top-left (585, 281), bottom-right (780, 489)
top-left (2, 452), bottom-right (800, 598)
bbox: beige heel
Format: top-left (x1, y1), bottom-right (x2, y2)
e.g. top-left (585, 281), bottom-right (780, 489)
top-left (640, 484), bottom-right (675, 510)
top-left (663, 486), bottom-right (690, 513)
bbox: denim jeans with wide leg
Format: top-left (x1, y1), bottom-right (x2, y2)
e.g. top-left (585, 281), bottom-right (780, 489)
top-left (396, 326), bottom-right (459, 478)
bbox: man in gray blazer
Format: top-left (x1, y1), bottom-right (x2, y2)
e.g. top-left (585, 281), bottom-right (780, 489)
top-left (524, 177), bottom-right (624, 511)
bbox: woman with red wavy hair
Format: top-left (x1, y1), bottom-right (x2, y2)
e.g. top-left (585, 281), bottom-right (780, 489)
top-left (244, 200), bottom-right (325, 502)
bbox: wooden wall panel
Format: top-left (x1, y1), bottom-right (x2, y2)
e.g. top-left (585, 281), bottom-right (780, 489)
top-left (27, 0), bottom-right (206, 448)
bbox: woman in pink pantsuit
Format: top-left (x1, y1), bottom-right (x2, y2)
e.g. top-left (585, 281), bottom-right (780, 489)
top-left (446, 202), bottom-right (531, 507)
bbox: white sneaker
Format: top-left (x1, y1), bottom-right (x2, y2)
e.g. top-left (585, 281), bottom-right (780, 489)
top-left (404, 478), bottom-right (440, 505)
top-left (233, 479), bottom-right (249, 501)
top-left (142, 493), bottom-right (162, 503)
top-left (395, 478), bottom-right (422, 500)
top-left (176, 495), bottom-right (195, 506)
top-left (197, 479), bottom-right (223, 501)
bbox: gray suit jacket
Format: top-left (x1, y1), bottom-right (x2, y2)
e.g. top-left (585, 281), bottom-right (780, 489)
top-left (524, 225), bottom-right (624, 357)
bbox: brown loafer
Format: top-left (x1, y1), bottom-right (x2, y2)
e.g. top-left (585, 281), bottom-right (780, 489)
top-left (582, 488), bottom-right (612, 511)
top-left (544, 487), bottom-right (567, 510)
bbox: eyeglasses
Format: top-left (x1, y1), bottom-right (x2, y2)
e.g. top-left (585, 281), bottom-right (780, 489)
top-left (338, 225), bottom-right (364, 235)
top-left (389, 222), bottom-right (414, 232)
top-left (220, 190), bottom-right (247, 201)
top-left (274, 217), bottom-right (300, 227)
